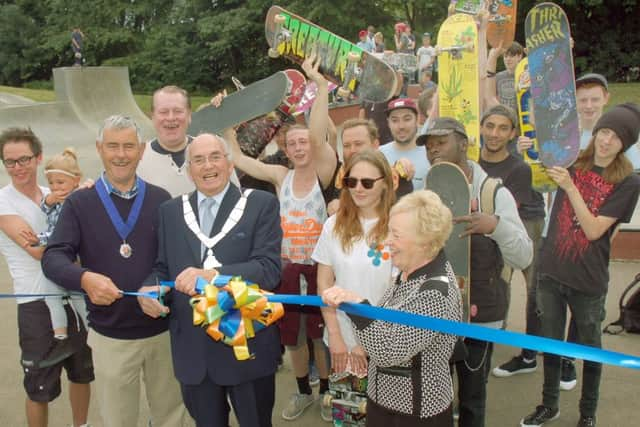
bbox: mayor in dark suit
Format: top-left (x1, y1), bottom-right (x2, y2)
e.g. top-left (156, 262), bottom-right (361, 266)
top-left (139, 133), bottom-right (283, 427)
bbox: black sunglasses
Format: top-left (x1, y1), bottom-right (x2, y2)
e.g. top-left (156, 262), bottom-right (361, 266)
top-left (342, 176), bottom-right (384, 189)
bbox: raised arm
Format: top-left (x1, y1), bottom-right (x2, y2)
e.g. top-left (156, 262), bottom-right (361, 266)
top-left (302, 52), bottom-right (338, 188)
top-left (223, 128), bottom-right (288, 191)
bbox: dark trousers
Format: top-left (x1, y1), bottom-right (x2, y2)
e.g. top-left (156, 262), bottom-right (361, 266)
top-left (537, 276), bottom-right (605, 417)
top-left (367, 399), bottom-right (453, 427)
top-left (181, 373), bottom-right (275, 427)
top-left (456, 338), bottom-right (494, 427)
top-left (520, 218), bottom-right (544, 359)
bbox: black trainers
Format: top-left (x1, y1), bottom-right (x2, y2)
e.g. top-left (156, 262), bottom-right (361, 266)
top-left (37, 338), bottom-right (75, 369)
top-left (576, 416), bottom-right (596, 427)
top-left (560, 358), bottom-right (577, 391)
top-left (492, 355), bottom-right (537, 377)
top-left (520, 405), bottom-right (560, 427)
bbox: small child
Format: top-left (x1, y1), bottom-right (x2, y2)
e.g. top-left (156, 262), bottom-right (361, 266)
top-left (21, 148), bottom-right (88, 360)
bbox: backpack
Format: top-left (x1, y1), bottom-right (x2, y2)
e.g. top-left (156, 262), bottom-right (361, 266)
top-left (603, 273), bottom-right (640, 334)
top-left (479, 176), bottom-right (513, 283)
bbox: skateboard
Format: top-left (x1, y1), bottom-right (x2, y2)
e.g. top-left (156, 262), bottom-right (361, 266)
top-left (449, 0), bottom-right (482, 15)
top-left (232, 69), bottom-right (306, 158)
top-left (436, 13), bottom-right (480, 161)
top-left (189, 71), bottom-right (289, 138)
top-left (425, 162), bottom-right (471, 322)
top-left (525, 2), bottom-right (579, 168)
top-left (487, 0), bottom-right (518, 48)
top-left (296, 81), bottom-right (338, 115)
top-left (324, 374), bottom-right (367, 427)
top-left (515, 58), bottom-right (557, 193)
top-left (265, 5), bottom-right (397, 103)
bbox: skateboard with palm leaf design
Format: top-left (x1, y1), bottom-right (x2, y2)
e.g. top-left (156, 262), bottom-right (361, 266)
top-left (437, 13), bottom-right (480, 161)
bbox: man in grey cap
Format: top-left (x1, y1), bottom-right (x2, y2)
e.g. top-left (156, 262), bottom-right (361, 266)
top-left (417, 117), bottom-right (532, 427)
top-left (575, 73), bottom-right (610, 150)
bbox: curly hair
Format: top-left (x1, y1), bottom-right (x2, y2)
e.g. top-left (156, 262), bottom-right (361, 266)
top-left (390, 190), bottom-right (453, 259)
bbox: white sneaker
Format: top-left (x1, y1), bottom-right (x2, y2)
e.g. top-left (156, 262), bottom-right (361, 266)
top-left (282, 393), bottom-right (315, 420)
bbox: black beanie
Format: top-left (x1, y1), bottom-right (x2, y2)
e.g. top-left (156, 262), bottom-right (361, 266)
top-left (592, 103), bottom-right (640, 152)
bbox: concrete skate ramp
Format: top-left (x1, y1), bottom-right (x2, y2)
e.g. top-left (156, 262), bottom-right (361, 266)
top-left (0, 93), bottom-right (35, 107)
top-left (53, 67), bottom-right (154, 140)
top-left (0, 102), bottom-right (105, 184)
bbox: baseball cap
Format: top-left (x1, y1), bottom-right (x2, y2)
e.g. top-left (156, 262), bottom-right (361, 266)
top-left (576, 73), bottom-right (608, 91)
top-left (416, 117), bottom-right (468, 146)
top-left (385, 98), bottom-right (418, 116)
top-left (358, 30), bottom-right (368, 38)
top-left (423, 32), bottom-right (431, 38)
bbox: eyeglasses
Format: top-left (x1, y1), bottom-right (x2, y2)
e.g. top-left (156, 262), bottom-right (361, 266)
top-left (189, 153), bottom-right (228, 167)
top-left (342, 176), bottom-right (384, 189)
top-left (3, 155), bottom-right (36, 168)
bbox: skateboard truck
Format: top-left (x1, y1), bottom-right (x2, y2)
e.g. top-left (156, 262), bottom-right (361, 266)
top-left (488, 14), bottom-right (512, 24)
top-left (268, 14), bottom-right (290, 58)
top-left (336, 51), bottom-right (361, 99)
top-left (436, 43), bottom-right (474, 60)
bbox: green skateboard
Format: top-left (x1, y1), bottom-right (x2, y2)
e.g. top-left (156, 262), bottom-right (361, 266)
top-left (426, 162), bottom-right (471, 322)
top-left (265, 5), bottom-right (397, 102)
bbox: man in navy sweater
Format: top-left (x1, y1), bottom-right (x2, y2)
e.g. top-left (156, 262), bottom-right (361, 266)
top-left (42, 115), bottom-right (192, 427)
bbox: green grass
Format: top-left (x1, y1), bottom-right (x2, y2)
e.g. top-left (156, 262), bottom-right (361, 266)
top-left (0, 85), bottom-right (212, 116)
top-left (2, 83), bottom-right (640, 116)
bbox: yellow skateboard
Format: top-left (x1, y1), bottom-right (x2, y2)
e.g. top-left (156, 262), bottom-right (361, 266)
top-left (437, 13), bottom-right (480, 161)
top-left (514, 58), bottom-right (557, 192)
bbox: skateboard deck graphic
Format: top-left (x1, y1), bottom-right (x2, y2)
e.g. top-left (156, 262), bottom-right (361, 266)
top-left (296, 81), bottom-right (338, 115)
top-left (450, 0), bottom-right (482, 15)
top-left (426, 162), bottom-right (471, 322)
top-left (525, 2), bottom-right (579, 168)
top-left (487, 0), bottom-right (518, 48)
top-left (437, 13), bottom-right (480, 161)
top-left (265, 6), bottom-right (397, 102)
top-left (325, 374), bottom-right (367, 427)
top-left (515, 58), bottom-right (557, 193)
top-left (189, 71), bottom-right (288, 138)
top-left (232, 69), bottom-right (306, 158)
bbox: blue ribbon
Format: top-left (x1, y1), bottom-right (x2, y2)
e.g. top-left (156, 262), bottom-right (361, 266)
top-left (95, 176), bottom-right (146, 242)
top-left (4, 287), bottom-right (639, 370)
top-left (267, 294), bottom-right (640, 371)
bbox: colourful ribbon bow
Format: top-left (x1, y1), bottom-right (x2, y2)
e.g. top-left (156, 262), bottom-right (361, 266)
top-left (189, 275), bottom-right (284, 360)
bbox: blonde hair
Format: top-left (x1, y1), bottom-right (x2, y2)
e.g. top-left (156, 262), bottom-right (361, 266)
top-left (44, 147), bottom-right (82, 178)
top-left (390, 190), bottom-right (452, 259)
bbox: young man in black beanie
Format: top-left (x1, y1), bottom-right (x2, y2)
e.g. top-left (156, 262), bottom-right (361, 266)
top-left (521, 103), bottom-right (640, 427)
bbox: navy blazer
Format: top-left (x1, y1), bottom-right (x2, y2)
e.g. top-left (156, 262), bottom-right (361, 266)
top-left (146, 185), bottom-right (282, 386)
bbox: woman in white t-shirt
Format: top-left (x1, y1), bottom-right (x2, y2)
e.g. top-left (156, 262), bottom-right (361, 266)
top-left (313, 149), bottom-right (396, 381)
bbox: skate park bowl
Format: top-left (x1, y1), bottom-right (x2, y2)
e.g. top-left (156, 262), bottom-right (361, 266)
top-left (0, 66), bottom-right (154, 184)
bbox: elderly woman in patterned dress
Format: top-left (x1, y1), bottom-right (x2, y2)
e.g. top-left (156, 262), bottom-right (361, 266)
top-left (322, 190), bottom-right (462, 427)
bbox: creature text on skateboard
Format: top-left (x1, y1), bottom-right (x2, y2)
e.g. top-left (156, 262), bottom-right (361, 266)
top-left (437, 13), bottom-right (480, 161)
top-left (232, 69), bottom-right (307, 158)
top-left (189, 71), bottom-right (289, 141)
top-left (515, 58), bottom-right (557, 193)
top-left (324, 374), bottom-right (367, 427)
top-left (265, 5), bottom-right (397, 103)
top-left (426, 162), bottom-right (471, 322)
top-left (487, 0), bottom-right (518, 48)
top-left (525, 2), bottom-right (579, 168)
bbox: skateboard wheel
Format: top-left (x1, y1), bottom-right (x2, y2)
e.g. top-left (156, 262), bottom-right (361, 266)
top-left (435, 46), bottom-right (442, 55)
top-left (358, 401), bottom-right (367, 414)
top-left (347, 51), bottom-right (361, 63)
top-left (268, 47), bottom-right (280, 59)
top-left (337, 87), bottom-right (351, 98)
top-left (274, 14), bottom-right (286, 24)
top-left (323, 394), bottom-right (333, 407)
top-left (464, 43), bottom-right (474, 52)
